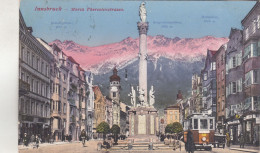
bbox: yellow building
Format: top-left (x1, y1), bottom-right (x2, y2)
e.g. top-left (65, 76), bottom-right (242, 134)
top-left (164, 105), bottom-right (180, 125)
top-left (92, 86), bottom-right (106, 133)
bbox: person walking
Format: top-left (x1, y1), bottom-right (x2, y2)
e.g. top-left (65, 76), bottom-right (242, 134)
top-left (185, 129), bottom-right (195, 153)
top-left (35, 135), bottom-right (40, 149)
top-left (226, 132), bottom-right (230, 147)
top-left (23, 133), bottom-right (29, 147)
top-left (80, 129), bottom-right (86, 147)
top-left (30, 134), bottom-right (35, 147)
top-left (239, 132), bottom-right (245, 148)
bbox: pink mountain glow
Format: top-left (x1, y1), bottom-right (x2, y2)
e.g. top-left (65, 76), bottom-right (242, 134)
top-left (50, 35), bottom-right (228, 73)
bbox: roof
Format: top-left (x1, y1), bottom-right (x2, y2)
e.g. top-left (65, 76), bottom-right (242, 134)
top-left (209, 50), bottom-right (217, 56)
top-left (241, 1), bottom-right (259, 24)
top-left (110, 67), bottom-right (120, 82)
top-left (68, 56), bottom-right (79, 64)
top-left (228, 28), bottom-right (242, 39)
top-left (164, 105), bottom-right (179, 110)
top-left (78, 66), bottom-right (85, 71)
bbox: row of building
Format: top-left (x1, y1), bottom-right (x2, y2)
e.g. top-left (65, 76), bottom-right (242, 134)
top-left (19, 11), bottom-right (130, 143)
top-left (180, 2), bottom-right (260, 145)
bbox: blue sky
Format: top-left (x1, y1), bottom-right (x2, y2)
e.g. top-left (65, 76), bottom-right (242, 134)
top-left (20, 0), bottom-right (256, 47)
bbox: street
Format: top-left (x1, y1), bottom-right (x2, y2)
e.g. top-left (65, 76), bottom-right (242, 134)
top-left (19, 140), bottom-right (259, 153)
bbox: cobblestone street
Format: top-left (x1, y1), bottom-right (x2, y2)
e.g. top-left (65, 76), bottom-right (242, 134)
top-left (19, 140), bottom-right (259, 153)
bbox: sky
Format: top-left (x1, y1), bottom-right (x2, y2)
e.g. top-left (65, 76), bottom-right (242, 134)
top-left (20, 0), bottom-right (256, 47)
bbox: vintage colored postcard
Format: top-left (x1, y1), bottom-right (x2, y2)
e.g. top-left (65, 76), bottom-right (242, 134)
top-left (18, 0), bottom-right (260, 153)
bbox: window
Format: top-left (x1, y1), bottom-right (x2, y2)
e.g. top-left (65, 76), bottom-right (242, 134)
top-left (31, 79), bottom-right (34, 92)
top-left (31, 102), bottom-right (34, 115)
top-left (63, 74), bottom-right (67, 81)
top-left (212, 62), bottom-right (216, 70)
top-left (237, 78), bottom-right (242, 92)
top-left (203, 73), bottom-right (207, 81)
top-left (245, 28), bottom-right (249, 40)
top-left (257, 16), bottom-right (260, 29)
top-left (27, 51), bottom-right (30, 64)
top-left (113, 92), bottom-right (116, 97)
top-left (200, 119), bottom-right (208, 130)
top-left (45, 105), bottom-right (48, 117)
top-left (232, 56), bottom-right (236, 68)
top-left (21, 46), bottom-right (25, 60)
top-left (58, 85), bottom-right (61, 96)
top-left (32, 54), bottom-right (35, 68)
top-left (63, 103), bottom-right (67, 114)
top-left (244, 43), bottom-right (258, 61)
top-left (221, 70), bottom-right (224, 80)
top-left (41, 62), bottom-right (44, 74)
top-left (46, 65), bottom-right (49, 77)
top-left (36, 58), bottom-right (40, 71)
top-left (253, 70), bottom-right (258, 83)
top-left (194, 119), bottom-right (198, 129)
top-left (221, 54), bottom-right (224, 65)
top-left (232, 82), bottom-right (236, 93)
top-left (63, 88), bottom-right (67, 98)
top-left (210, 119), bottom-right (214, 129)
top-left (41, 104), bottom-right (43, 116)
top-left (36, 103), bottom-right (38, 116)
top-left (36, 81), bottom-right (39, 94)
top-left (58, 101), bottom-right (61, 112)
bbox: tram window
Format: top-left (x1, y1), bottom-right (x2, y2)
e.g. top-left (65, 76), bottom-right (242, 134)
top-left (210, 119), bottom-right (213, 129)
top-left (200, 119), bottom-right (208, 129)
top-left (194, 119), bottom-right (198, 129)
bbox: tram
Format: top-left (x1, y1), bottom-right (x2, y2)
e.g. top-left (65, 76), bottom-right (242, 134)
top-left (183, 113), bottom-right (215, 151)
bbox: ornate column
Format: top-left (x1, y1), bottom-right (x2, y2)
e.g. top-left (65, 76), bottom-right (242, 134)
top-left (137, 21), bottom-right (149, 105)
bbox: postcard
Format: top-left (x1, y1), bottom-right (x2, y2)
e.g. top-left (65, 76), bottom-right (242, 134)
top-left (17, 0), bottom-right (260, 153)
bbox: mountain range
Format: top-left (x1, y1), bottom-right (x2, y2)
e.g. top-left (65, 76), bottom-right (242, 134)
top-left (50, 35), bottom-right (228, 111)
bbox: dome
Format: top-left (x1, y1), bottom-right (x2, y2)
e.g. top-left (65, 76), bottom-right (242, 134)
top-left (110, 67), bottom-right (120, 82)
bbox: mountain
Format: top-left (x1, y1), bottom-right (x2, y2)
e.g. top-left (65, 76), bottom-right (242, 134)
top-left (50, 35), bottom-right (228, 111)
top-left (50, 35), bottom-right (228, 74)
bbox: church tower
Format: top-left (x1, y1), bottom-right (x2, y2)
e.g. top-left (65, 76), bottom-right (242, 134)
top-left (109, 67), bottom-right (121, 126)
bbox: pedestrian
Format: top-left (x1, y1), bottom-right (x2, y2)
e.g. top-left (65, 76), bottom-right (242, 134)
top-left (185, 129), bottom-right (195, 153)
top-left (80, 129), bottom-right (86, 147)
top-left (23, 133), bottom-right (29, 147)
top-left (35, 135), bottom-right (40, 149)
top-left (226, 132), bottom-right (230, 147)
top-left (239, 132), bottom-right (244, 148)
top-left (30, 134), bottom-right (35, 146)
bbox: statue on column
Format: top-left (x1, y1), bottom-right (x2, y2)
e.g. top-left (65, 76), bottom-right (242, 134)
top-left (149, 85), bottom-right (155, 107)
top-left (128, 86), bottom-right (136, 107)
top-left (139, 2), bottom-right (146, 22)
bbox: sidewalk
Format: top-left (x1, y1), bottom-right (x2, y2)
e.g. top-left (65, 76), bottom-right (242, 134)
top-left (18, 141), bottom-right (81, 150)
top-left (229, 145), bottom-right (260, 153)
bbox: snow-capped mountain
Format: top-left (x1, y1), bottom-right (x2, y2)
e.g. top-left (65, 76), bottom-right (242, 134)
top-left (50, 35), bottom-right (228, 74)
top-left (50, 35), bottom-right (228, 110)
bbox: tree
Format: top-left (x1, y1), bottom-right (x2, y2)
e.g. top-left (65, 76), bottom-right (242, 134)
top-left (172, 122), bottom-right (183, 134)
top-left (165, 122), bottom-right (183, 140)
top-left (111, 124), bottom-right (120, 144)
top-left (96, 121), bottom-right (110, 141)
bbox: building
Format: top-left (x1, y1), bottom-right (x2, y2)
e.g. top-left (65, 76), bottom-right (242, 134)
top-left (215, 44), bottom-right (227, 135)
top-left (19, 11), bottom-right (53, 143)
top-left (191, 74), bottom-right (203, 113)
top-left (225, 28), bottom-right (244, 143)
top-left (85, 71), bottom-right (95, 138)
top-left (120, 102), bottom-right (130, 136)
top-left (164, 105), bottom-right (180, 125)
top-left (105, 96), bottom-right (113, 128)
top-left (241, 1), bottom-right (260, 145)
top-left (37, 40), bottom-right (69, 141)
top-left (201, 49), bottom-right (217, 118)
top-left (109, 67), bottom-right (121, 126)
top-left (92, 86), bottom-right (106, 135)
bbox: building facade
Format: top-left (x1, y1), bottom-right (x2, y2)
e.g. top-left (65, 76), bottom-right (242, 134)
top-left (164, 105), bottom-right (180, 125)
top-left (191, 74), bottom-right (203, 113)
top-left (241, 1), bottom-right (260, 145)
top-left (216, 44), bottom-right (227, 135)
top-left (85, 71), bottom-right (94, 138)
top-left (92, 86), bottom-right (106, 136)
top-left (201, 49), bottom-right (217, 118)
top-left (19, 11), bottom-right (52, 143)
top-left (105, 96), bottom-right (113, 128)
top-left (225, 28), bottom-right (244, 143)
